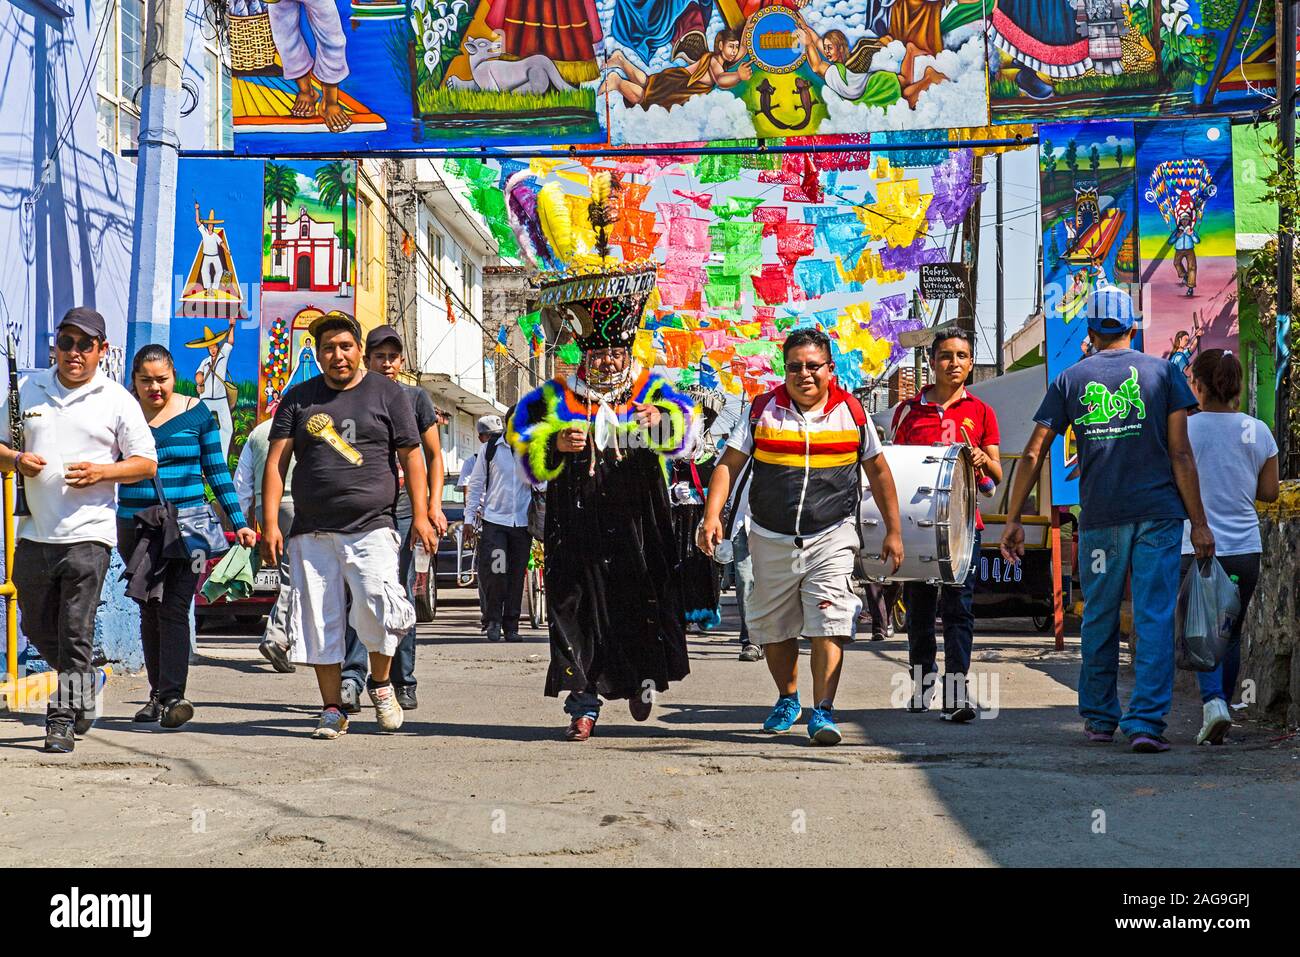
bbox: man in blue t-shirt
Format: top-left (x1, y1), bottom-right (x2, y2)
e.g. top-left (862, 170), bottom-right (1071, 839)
top-left (999, 286), bottom-right (1215, 753)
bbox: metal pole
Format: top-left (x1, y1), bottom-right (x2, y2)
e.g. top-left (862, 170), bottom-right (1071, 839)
top-left (148, 136), bottom-right (1040, 162)
top-left (2, 473), bottom-right (16, 686)
top-left (958, 155), bottom-right (982, 340)
top-left (1276, 1), bottom-right (1298, 474)
top-left (125, 0), bottom-right (186, 363)
top-left (995, 153), bottom-right (1005, 375)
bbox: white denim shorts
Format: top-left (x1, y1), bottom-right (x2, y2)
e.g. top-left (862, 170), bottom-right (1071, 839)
top-left (287, 527), bottom-right (415, 665)
top-left (744, 521), bottom-right (859, 645)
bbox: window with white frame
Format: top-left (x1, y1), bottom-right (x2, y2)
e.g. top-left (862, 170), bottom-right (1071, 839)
top-left (96, 0), bottom-right (145, 154)
top-left (204, 46), bottom-right (233, 150)
top-left (358, 194), bottom-right (372, 291)
top-left (462, 255), bottom-right (476, 317)
top-left (427, 226), bottom-right (445, 294)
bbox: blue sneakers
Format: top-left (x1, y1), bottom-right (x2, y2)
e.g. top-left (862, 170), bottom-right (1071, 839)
top-left (808, 707), bottom-right (843, 746)
top-left (762, 693), bottom-right (802, 733)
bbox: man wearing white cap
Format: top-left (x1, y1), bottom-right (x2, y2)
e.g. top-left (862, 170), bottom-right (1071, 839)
top-left (1001, 285), bottom-right (1214, 754)
top-left (466, 405), bottom-right (534, 643)
top-left (456, 415), bottom-right (502, 494)
top-left (459, 414), bottom-right (503, 631)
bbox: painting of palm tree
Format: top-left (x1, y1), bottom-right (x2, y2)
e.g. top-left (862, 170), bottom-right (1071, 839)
top-left (264, 162), bottom-right (299, 245)
top-left (315, 161), bottom-right (355, 292)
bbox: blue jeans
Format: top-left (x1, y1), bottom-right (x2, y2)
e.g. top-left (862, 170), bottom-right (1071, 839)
top-left (564, 690), bottom-right (601, 719)
top-left (342, 516), bottom-right (417, 689)
top-left (733, 526), bottom-right (756, 644)
top-left (904, 531), bottom-right (981, 705)
top-left (1078, 520), bottom-right (1182, 738)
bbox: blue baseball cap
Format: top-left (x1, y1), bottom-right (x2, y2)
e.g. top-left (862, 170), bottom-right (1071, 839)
top-left (1085, 285), bottom-right (1137, 334)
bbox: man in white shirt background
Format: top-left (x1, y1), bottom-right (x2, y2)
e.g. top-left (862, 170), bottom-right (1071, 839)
top-left (0, 307), bottom-right (157, 754)
top-left (233, 408), bottom-right (297, 673)
top-left (455, 414), bottom-right (499, 495)
top-left (465, 408), bottom-right (534, 643)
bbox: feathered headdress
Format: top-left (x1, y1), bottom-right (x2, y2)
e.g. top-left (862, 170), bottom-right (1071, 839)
top-left (507, 167), bottom-right (658, 351)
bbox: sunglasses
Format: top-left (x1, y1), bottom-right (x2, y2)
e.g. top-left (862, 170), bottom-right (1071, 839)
top-left (786, 361), bottom-right (830, 375)
top-left (56, 334), bottom-right (99, 354)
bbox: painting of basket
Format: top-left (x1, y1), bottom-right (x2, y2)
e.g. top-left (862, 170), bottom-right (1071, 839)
top-left (230, 12), bottom-right (280, 77)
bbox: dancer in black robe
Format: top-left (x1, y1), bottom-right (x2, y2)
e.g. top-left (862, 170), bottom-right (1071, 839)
top-left (508, 278), bottom-right (699, 741)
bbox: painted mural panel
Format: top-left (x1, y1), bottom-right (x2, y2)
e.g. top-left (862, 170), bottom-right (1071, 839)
top-left (258, 159), bottom-right (358, 415)
top-left (227, 0), bottom-right (602, 152)
top-left (990, 0), bottom-right (1286, 123)
top-left (599, 0), bottom-right (991, 146)
top-left (1039, 120), bottom-right (1139, 506)
top-left (1135, 118), bottom-right (1237, 378)
top-left (169, 158), bottom-right (266, 470)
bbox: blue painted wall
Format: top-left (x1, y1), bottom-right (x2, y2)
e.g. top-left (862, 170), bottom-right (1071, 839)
top-left (1, 0), bottom-right (218, 674)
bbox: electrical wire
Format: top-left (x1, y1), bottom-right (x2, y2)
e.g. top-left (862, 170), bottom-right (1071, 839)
top-left (357, 163), bottom-right (556, 390)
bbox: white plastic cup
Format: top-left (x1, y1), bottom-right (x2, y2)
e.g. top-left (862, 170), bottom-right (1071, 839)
top-left (712, 538), bottom-right (734, 565)
top-left (413, 541), bottom-right (431, 573)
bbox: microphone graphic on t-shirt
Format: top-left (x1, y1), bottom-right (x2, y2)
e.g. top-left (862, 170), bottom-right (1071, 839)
top-left (307, 412), bottom-right (363, 465)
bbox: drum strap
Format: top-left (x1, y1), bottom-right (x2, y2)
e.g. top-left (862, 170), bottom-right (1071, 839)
top-left (688, 461), bottom-right (705, 500)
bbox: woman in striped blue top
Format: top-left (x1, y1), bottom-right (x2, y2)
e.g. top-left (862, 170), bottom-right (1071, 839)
top-left (117, 345), bottom-right (254, 729)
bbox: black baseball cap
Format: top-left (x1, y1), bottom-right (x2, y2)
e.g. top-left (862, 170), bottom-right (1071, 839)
top-left (58, 307), bottom-right (107, 340)
top-left (365, 324), bottom-right (403, 354)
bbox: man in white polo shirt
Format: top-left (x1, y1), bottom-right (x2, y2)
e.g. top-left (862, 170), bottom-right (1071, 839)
top-left (0, 308), bottom-right (157, 754)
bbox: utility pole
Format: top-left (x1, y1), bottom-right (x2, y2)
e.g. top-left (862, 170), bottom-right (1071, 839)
top-left (125, 0), bottom-right (186, 362)
top-left (1275, 0), bottom-right (1297, 476)
top-left (958, 155), bottom-right (983, 344)
top-left (995, 152), bottom-right (1005, 375)
top-left (386, 159), bottom-right (421, 352)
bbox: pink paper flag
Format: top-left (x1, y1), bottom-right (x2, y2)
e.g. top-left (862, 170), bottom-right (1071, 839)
top-left (656, 202), bottom-right (692, 229)
top-left (667, 216), bottom-right (711, 251)
top-left (673, 189), bottom-right (714, 210)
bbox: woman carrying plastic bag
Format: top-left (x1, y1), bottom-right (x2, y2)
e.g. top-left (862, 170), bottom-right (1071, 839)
top-left (1178, 350), bottom-right (1279, 745)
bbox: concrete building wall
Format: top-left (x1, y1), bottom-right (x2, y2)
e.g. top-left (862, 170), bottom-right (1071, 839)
top-left (409, 160), bottom-right (502, 480)
top-left (354, 159), bottom-right (388, 336)
top-left (1, 0), bottom-right (223, 675)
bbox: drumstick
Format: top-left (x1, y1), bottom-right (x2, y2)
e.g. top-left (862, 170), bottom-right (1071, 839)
top-left (961, 426), bottom-right (996, 496)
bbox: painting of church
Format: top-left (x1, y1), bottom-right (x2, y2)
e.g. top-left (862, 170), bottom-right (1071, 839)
top-left (264, 206), bottom-right (346, 293)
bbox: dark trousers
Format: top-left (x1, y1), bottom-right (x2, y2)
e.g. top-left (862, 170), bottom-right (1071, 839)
top-left (343, 516), bottom-right (416, 690)
top-left (12, 539), bottom-right (112, 725)
top-left (477, 520), bottom-right (531, 633)
top-left (865, 582), bottom-right (900, 638)
top-left (117, 521), bottom-right (201, 704)
top-left (904, 531), bottom-right (980, 706)
top-left (1178, 552), bottom-right (1260, 705)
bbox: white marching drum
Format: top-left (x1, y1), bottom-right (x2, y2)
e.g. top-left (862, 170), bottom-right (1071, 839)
top-left (856, 444), bottom-right (976, 585)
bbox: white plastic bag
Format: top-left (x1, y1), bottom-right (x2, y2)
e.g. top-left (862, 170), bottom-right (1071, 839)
top-left (1174, 558), bottom-right (1241, 672)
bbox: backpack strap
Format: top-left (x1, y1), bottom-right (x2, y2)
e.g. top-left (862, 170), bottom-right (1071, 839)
top-left (722, 391), bottom-right (776, 539)
top-left (483, 435), bottom-right (500, 492)
top-left (841, 390), bottom-right (872, 555)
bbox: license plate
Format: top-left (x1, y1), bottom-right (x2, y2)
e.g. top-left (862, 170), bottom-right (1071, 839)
top-left (253, 569), bottom-right (280, 592)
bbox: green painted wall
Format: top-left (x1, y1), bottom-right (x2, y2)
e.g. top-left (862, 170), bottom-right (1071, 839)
top-left (1232, 122), bottom-right (1280, 426)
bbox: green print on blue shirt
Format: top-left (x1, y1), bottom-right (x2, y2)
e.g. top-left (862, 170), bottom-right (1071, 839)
top-left (1074, 367), bottom-right (1147, 427)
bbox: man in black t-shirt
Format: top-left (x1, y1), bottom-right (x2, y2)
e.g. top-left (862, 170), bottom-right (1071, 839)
top-left (262, 313), bottom-right (439, 740)
top-left (338, 325), bottom-right (448, 712)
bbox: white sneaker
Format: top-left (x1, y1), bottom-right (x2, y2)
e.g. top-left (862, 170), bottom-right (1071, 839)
top-left (1196, 698), bottom-right (1232, 746)
top-left (369, 683), bottom-right (405, 732)
top-left (312, 707), bottom-right (349, 740)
